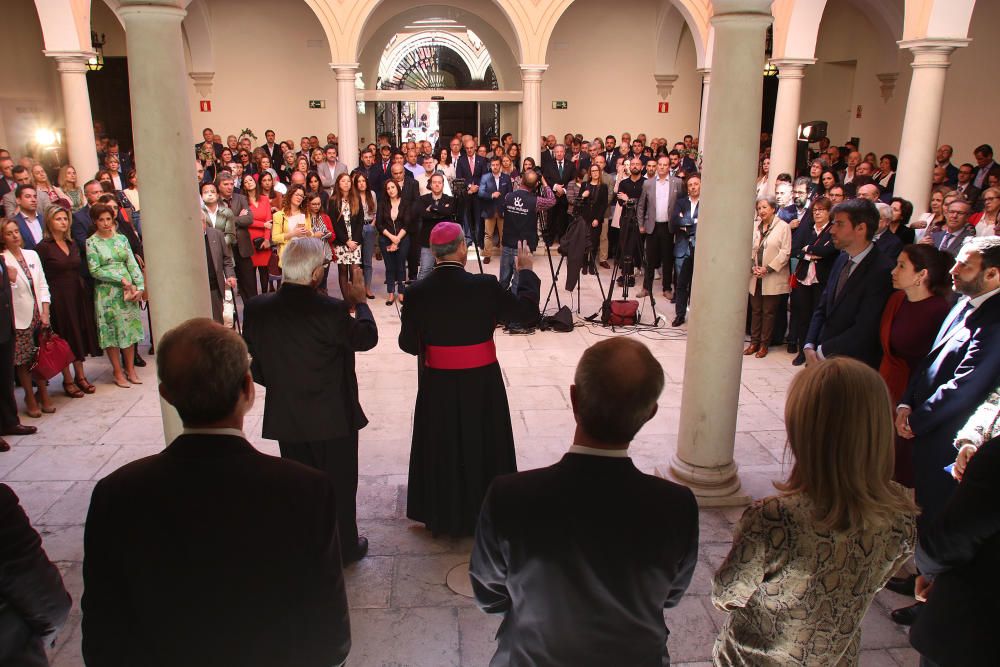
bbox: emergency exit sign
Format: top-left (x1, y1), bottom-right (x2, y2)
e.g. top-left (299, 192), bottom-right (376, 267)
top-left (309, 99), bottom-right (326, 109)
top-left (658, 102), bottom-right (669, 113)
top-left (552, 101), bottom-right (568, 110)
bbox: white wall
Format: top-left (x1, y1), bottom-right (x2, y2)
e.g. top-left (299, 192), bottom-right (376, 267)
top-left (540, 0), bottom-right (702, 143)
top-left (1, 0), bottom-right (61, 155)
top-left (184, 0), bottom-right (340, 149)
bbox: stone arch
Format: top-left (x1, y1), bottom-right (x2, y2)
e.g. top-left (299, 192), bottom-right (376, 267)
top-left (903, 0), bottom-right (976, 40)
top-left (772, 0), bottom-right (902, 69)
top-left (181, 0), bottom-right (214, 76)
top-left (33, 0), bottom-right (92, 51)
top-left (665, 0), bottom-right (709, 68)
top-left (379, 31), bottom-right (494, 84)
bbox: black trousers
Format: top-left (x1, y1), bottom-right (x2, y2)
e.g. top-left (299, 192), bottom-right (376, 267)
top-left (279, 432), bottom-right (360, 558)
top-left (234, 252), bottom-right (257, 303)
top-left (674, 248), bottom-right (694, 319)
top-left (789, 281), bottom-right (823, 348)
top-left (642, 222), bottom-right (674, 292)
top-left (0, 336), bottom-right (18, 429)
top-left (407, 233), bottom-right (421, 281)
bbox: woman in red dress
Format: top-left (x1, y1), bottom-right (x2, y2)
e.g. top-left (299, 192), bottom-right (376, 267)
top-left (242, 174), bottom-right (273, 294)
top-left (879, 244), bottom-right (953, 486)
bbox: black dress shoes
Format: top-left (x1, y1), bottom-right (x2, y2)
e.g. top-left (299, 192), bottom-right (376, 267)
top-left (2, 424), bottom-right (37, 436)
top-left (672, 315), bottom-right (685, 327)
top-left (891, 602), bottom-right (924, 626)
top-left (133, 353), bottom-right (147, 368)
top-left (787, 342), bottom-right (798, 354)
top-left (0, 437), bottom-right (9, 452)
top-left (792, 352), bottom-right (806, 367)
top-left (886, 574), bottom-right (917, 596)
top-left (343, 536), bottom-right (369, 564)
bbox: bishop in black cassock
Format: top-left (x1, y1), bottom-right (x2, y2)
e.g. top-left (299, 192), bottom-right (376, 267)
top-left (399, 222), bottom-right (540, 536)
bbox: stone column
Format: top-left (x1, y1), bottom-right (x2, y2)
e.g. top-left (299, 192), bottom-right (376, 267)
top-left (668, 0), bottom-right (772, 504)
top-left (894, 39), bottom-right (969, 215)
top-left (696, 68), bottom-right (710, 153)
top-left (119, 1), bottom-right (212, 442)
top-left (44, 51), bottom-right (99, 179)
top-left (520, 65), bottom-right (547, 163)
top-left (331, 63), bottom-right (360, 169)
top-left (767, 59), bottom-right (814, 194)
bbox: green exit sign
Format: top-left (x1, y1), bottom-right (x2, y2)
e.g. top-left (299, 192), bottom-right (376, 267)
top-left (552, 101), bottom-right (568, 110)
top-left (308, 100), bottom-right (326, 109)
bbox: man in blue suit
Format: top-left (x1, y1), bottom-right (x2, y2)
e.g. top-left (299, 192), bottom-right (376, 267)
top-left (892, 235), bottom-right (1000, 625)
top-left (478, 157), bottom-right (512, 265)
top-left (11, 185), bottom-right (44, 251)
top-left (803, 197), bottom-right (894, 369)
top-left (669, 173), bottom-right (700, 326)
top-left (454, 137), bottom-right (488, 248)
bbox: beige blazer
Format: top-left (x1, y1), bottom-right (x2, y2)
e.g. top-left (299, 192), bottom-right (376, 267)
top-left (3, 249), bottom-right (50, 330)
top-left (748, 218), bottom-right (791, 296)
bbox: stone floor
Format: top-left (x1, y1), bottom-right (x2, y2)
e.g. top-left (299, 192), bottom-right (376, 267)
top-left (0, 252), bottom-right (920, 666)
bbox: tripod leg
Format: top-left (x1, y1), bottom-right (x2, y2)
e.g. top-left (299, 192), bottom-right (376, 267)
top-left (541, 243), bottom-right (562, 312)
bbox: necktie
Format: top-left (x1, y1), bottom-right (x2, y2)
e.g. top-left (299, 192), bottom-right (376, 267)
top-left (834, 258), bottom-right (852, 300)
top-left (558, 161), bottom-right (564, 177)
top-left (939, 233), bottom-right (953, 251)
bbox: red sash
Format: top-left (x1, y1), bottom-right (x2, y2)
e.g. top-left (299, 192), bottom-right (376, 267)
top-left (424, 341), bottom-right (497, 370)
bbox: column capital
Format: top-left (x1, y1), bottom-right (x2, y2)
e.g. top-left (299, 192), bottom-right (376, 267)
top-left (710, 0), bottom-right (773, 15)
top-left (696, 67), bottom-right (711, 82)
top-left (653, 74), bottom-right (679, 99)
top-left (898, 38), bottom-right (970, 68)
top-left (876, 72), bottom-right (899, 102)
top-left (43, 50), bottom-right (97, 73)
top-left (118, 4), bottom-right (186, 22)
top-left (519, 64), bottom-right (548, 82)
top-left (330, 63), bottom-right (359, 81)
top-left (189, 71), bottom-right (215, 98)
top-left (770, 58), bottom-right (816, 79)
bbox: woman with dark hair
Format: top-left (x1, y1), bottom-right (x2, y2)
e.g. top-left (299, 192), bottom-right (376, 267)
top-left (889, 197), bottom-right (916, 245)
top-left (375, 178), bottom-right (410, 305)
top-left (304, 171), bottom-right (329, 211)
top-left (807, 159), bottom-right (825, 198)
top-left (436, 147), bottom-right (455, 184)
top-left (238, 150), bottom-right (256, 176)
top-left (354, 171), bottom-right (377, 300)
top-left (243, 173), bottom-right (273, 293)
top-left (579, 163), bottom-right (609, 275)
top-left (879, 243), bottom-right (953, 485)
top-left (507, 143), bottom-right (522, 171)
top-left (329, 173), bottom-right (364, 302)
top-left (876, 154), bottom-right (898, 195)
top-left (258, 169), bottom-right (282, 212)
top-left (514, 157), bottom-right (537, 190)
top-left (820, 168), bottom-right (839, 197)
top-left (304, 191), bottom-right (335, 293)
top-left (270, 184), bottom-right (309, 265)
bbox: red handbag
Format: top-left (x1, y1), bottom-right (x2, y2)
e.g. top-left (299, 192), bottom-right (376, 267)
top-left (608, 299), bottom-right (639, 326)
top-left (32, 329), bottom-right (76, 380)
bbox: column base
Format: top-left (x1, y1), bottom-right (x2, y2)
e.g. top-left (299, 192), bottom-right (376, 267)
top-left (657, 455), bottom-right (751, 507)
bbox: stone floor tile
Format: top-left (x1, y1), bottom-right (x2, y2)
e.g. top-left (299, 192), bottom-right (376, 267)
top-left (504, 385), bottom-right (569, 411)
top-left (91, 445), bottom-right (163, 480)
top-left (4, 480), bottom-right (74, 521)
top-left (664, 595), bottom-right (721, 663)
top-left (349, 607), bottom-right (460, 667)
top-left (735, 403), bottom-right (786, 433)
top-left (519, 408), bottom-right (576, 436)
top-left (47, 614), bottom-right (83, 667)
top-left (861, 649), bottom-right (907, 666)
top-left (887, 647), bottom-right (921, 666)
top-left (100, 416), bottom-right (170, 446)
top-left (699, 509), bottom-right (738, 544)
top-left (6, 444), bottom-right (119, 482)
top-left (0, 443), bottom-right (37, 477)
top-left (345, 555), bottom-right (394, 609)
top-left (39, 481), bottom-right (97, 526)
top-left (357, 475), bottom-right (404, 519)
top-left (733, 432), bottom-right (783, 468)
top-left (37, 524), bottom-right (85, 561)
top-left (359, 438), bottom-right (412, 476)
top-left (457, 606), bottom-right (502, 666)
top-left (392, 554), bottom-right (476, 608)
top-left (860, 603), bottom-right (912, 650)
top-left (360, 520), bottom-right (464, 557)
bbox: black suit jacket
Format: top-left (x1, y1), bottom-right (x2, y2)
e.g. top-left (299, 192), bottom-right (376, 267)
top-left (910, 436), bottom-right (1000, 666)
top-left (471, 453), bottom-right (699, 667)
top-left (0, 484), bottom-right (71, 667)
top-left (874, 231), bottom-right (904, 262)
top-left (805, 244), bottom-right (894, 367)
top-left (454, 154), bottom-right (488, 185)
top-left (243, 284), bottom-right (377, 442)
top-left (222, 192), bottom-right (253, 258)
top-left (263, 142), bottom-right (283, 169)
top-left (81, 434), bottom-right (351, 667)
top-left (542, 160), bottom-right (575, 191)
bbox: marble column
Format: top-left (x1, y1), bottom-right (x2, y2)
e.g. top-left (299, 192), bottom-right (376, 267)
top-left (696, 68), bottom-right (710, 153)
top-left (331, 63), bottom-right (360, 169)
top-left (119, 0), bottom-right (212, 442)
top-left (667, 0), bottom-right (772, 505)
top-left (44, 51), bottom-right (99, 179)
top-left (520, 65), bottom-right (547, 163)
top-left (767, 59), bottom-right (814, 194)
top-left (894, 39), bottom-right (969, 216)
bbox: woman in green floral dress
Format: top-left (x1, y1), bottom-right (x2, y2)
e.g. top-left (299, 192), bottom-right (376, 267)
top-left (85, 203), bottom-right (145, 388)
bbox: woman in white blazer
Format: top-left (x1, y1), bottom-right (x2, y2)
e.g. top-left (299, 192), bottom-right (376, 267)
top-left (746, 197), bottom-right (792, 358)
top-left (2, 218), bottom-right (56, 417)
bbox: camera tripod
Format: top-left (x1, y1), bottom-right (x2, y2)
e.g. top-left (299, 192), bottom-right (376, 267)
top-left (588, 204), bottom-right (662, 328)
top-left (541, 214), bottom-right (609, 316)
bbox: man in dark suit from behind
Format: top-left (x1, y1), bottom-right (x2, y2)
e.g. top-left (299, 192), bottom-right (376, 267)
top-left (470, 338), bottom-right (699, 667)
top-left (804, 197), bottom-right (895, 369)
top-left (243, 237), bottom-right (378, 564)
top-left (82, 319), bottom-right (351, 667)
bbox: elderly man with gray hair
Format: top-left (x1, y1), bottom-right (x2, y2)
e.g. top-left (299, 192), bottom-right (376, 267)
top-left (470, 337), bottom-right (699, 666)
top-left (243, 237), bottom-right (377, 563)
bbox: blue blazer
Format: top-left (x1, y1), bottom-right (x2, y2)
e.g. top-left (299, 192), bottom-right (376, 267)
top-left (669, 197), bottom-right (698, 258)
top-left (12, 213), bottom-right (41, 251)
top-left (478, 172), bottom-right (513, 218)
top-left (804, 244), bottom-right (894, 368)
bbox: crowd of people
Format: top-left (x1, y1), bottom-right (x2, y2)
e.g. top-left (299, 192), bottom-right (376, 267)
top-left (0, 122), bottom-right (997, 667)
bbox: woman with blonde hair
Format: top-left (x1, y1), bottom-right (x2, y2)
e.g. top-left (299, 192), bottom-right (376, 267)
top-left (57, 165), bottom-right (84, 210)
top-left (269, 184), bottom-right (309, 265)
top-left (712, 357), bottom-right (918, 666)
top-left (31, 163), bottom-right (72, 209)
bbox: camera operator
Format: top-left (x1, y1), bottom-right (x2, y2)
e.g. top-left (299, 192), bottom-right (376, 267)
top-left (615, 159), bottom-right (646, 284)
top-left (499, 169), bottom-right (554, 291)
top-left (415, 173), bottom-right (457, 280)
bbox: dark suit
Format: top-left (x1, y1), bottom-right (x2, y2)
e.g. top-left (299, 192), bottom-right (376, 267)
top-left (874, 230), bottom-right (903, 262)
top-left (204, 226), bottom-right (235, 324)
top-left (541, 159), bottom-right (574, 241)
top-left (455, 153), bottom-right (489, 244)
top-left (930, 225), bottom-right (976, 258)
top-left (805, 244), bottom-right (894, 368)
top-left (220, 192), bottom-right (256, 301)
top-left (602, 148), bottom-right (621, 174)
top-left (262, 142), bottom-right (283, 169)
top-left (910, 435), bottom-right (1000, 666)
top-left (789, 222), bottom-right (835, 350)
top-left (81, 434), bottom-right (351, 667)
top-left (470, 452), bottom-right (699, 666)
top-left (242, 284), bottom-right (378, 557)
top-left (670, 196), bottom-right (698, 319)
top-left (901, 293), bottom-right (1000, 530)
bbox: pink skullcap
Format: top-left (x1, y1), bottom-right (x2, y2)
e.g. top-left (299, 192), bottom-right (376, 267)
top-left (429, 221), bottom-right (463, 245)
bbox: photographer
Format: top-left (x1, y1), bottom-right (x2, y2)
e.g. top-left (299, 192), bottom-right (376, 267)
top-left (499, 169), bottom-right (554, 291)
top-left (615, 159), bottom-right (646, 284)
top-left (415, 174), bottom-right (457, 280)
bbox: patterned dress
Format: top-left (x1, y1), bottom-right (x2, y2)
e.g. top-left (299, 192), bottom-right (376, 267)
top-left (85, 233), bottom-right (145, 349)
top-left (712, 493), bottom-right (916, 666)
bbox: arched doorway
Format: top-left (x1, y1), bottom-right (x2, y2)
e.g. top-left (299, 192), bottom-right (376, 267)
top-left (375, 28), bottom-right (500, 146)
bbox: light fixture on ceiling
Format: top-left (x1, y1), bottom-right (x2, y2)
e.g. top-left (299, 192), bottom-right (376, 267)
top-left (87, 31), bottom-right (105, 71)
